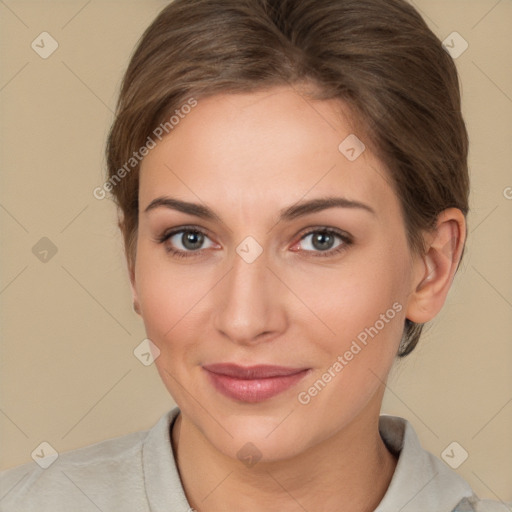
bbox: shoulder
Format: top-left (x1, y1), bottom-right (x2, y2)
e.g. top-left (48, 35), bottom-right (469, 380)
top-left (377, 415), bottom-right (511, 512)
top-left (0, 428), bottom-right (148, 512)
top-left (454, 496), bottom-right (512, 511)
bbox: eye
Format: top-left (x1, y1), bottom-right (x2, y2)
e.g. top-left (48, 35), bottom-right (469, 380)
top-left (292, 228), bottom-right (352, 257)
top-left (157, 227), bottom-right (218, 258)
top-left (156, 226), bottom-right (352, 259)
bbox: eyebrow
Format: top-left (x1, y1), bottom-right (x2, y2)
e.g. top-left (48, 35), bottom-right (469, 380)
top-left (144, 196), bottom-right (375, 221)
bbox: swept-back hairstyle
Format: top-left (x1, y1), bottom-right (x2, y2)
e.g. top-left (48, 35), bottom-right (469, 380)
top-left (106, 0), bottom-right (469, 356)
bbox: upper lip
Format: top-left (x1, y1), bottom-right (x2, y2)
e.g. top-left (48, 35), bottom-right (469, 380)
top-left (203, 363), bottom-right (309, 379)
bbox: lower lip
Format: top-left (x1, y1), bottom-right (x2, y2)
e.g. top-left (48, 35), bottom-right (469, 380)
top-left (204, 369), bottom-right (310, 403)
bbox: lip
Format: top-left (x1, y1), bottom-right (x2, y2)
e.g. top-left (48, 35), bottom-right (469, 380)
top-left (203, 363), bottom-right (310, 403)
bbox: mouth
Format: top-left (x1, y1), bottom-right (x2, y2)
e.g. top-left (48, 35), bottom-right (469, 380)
top-left (202, 363), bottom-right (311, 403)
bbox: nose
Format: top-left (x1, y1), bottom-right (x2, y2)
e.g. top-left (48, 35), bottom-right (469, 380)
top-left (212, 246), bottom-right (288, 346)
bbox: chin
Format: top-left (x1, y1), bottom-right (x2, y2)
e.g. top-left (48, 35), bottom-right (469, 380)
top-left (217, 429), bottom-right (310, 465)
top-left (199, 405), bottom-right (323, 463)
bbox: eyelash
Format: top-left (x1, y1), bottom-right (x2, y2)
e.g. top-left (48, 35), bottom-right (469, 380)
top-left (156, 226), bottom-right (353, 260)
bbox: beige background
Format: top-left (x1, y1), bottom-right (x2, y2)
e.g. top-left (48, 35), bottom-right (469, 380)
top-left (1, 0), bottom-right (511, 503)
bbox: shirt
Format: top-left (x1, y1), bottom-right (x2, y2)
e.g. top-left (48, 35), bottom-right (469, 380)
top-left (0, 407), bottom-right (509, 511)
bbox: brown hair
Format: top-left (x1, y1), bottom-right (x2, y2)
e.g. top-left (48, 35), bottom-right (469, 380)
top-left (105, 0), bottom-right (469, 357)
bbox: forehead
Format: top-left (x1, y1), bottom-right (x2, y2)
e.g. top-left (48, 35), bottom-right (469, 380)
top-left (138, 87), bottom-right (397, 219)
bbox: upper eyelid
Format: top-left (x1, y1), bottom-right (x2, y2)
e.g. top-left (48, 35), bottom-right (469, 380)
top-left (159, 225), bottom-right (349, 236)
top-left (298, 226), bottom-right (352, 242)
top-left (159, 225), bottom-right (212, 239)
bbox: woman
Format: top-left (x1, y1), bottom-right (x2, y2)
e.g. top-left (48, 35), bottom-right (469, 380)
top-left (1, 0), bottom-right (509, 510)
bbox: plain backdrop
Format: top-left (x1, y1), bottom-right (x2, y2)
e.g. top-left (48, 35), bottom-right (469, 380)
top-left (1, 0), bottom-right (511, 503)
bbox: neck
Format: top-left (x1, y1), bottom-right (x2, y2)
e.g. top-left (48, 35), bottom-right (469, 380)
top-left (171, 404), bottom-right (397, 512)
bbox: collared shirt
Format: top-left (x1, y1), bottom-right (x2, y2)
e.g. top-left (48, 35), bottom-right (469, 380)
top-left (0, 407), bottom-right (509, 511)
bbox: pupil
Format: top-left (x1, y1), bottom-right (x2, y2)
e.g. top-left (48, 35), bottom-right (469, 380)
top-left (313, 232), bottom-right (333, 251)
top-left (183, 231), bottom-right (203, 250)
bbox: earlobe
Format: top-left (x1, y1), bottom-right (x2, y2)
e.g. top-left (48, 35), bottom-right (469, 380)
top-left (405, 208), bottom-right (466, 324)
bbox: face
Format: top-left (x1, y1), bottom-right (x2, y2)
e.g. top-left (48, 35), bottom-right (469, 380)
top-left (132, 86), bottom-right (419, 462)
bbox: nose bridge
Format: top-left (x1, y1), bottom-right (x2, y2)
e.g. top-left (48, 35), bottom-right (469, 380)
top-left (213, 243), bottom-right (284, 344)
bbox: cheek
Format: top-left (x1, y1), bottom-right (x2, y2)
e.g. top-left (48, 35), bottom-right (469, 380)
top-left (286, 245), bottom-right (409, 408)
top-left (135, 245), bottom-right (201, 348)
top-left (291, 262), bottom-right (406, 416)
top-left (289, 249), bottom-right (408, 342)
top-left (135, 251), bottom-right (206, 401)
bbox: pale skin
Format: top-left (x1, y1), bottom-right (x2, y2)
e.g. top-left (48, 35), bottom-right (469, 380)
top-left (128, 86), bottom-right (466, 512)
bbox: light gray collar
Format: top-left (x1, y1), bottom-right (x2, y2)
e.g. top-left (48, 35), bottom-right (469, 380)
top-left (375, 415), bottom-right (474, 511)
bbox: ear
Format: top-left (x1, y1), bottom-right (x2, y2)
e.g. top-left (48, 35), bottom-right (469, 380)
top-left (405, 208), bottom-right (466, 324)
top-left (119, 214), bottom-right (141, 317)
top-left (129, 262), bottom-right (142, 316)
